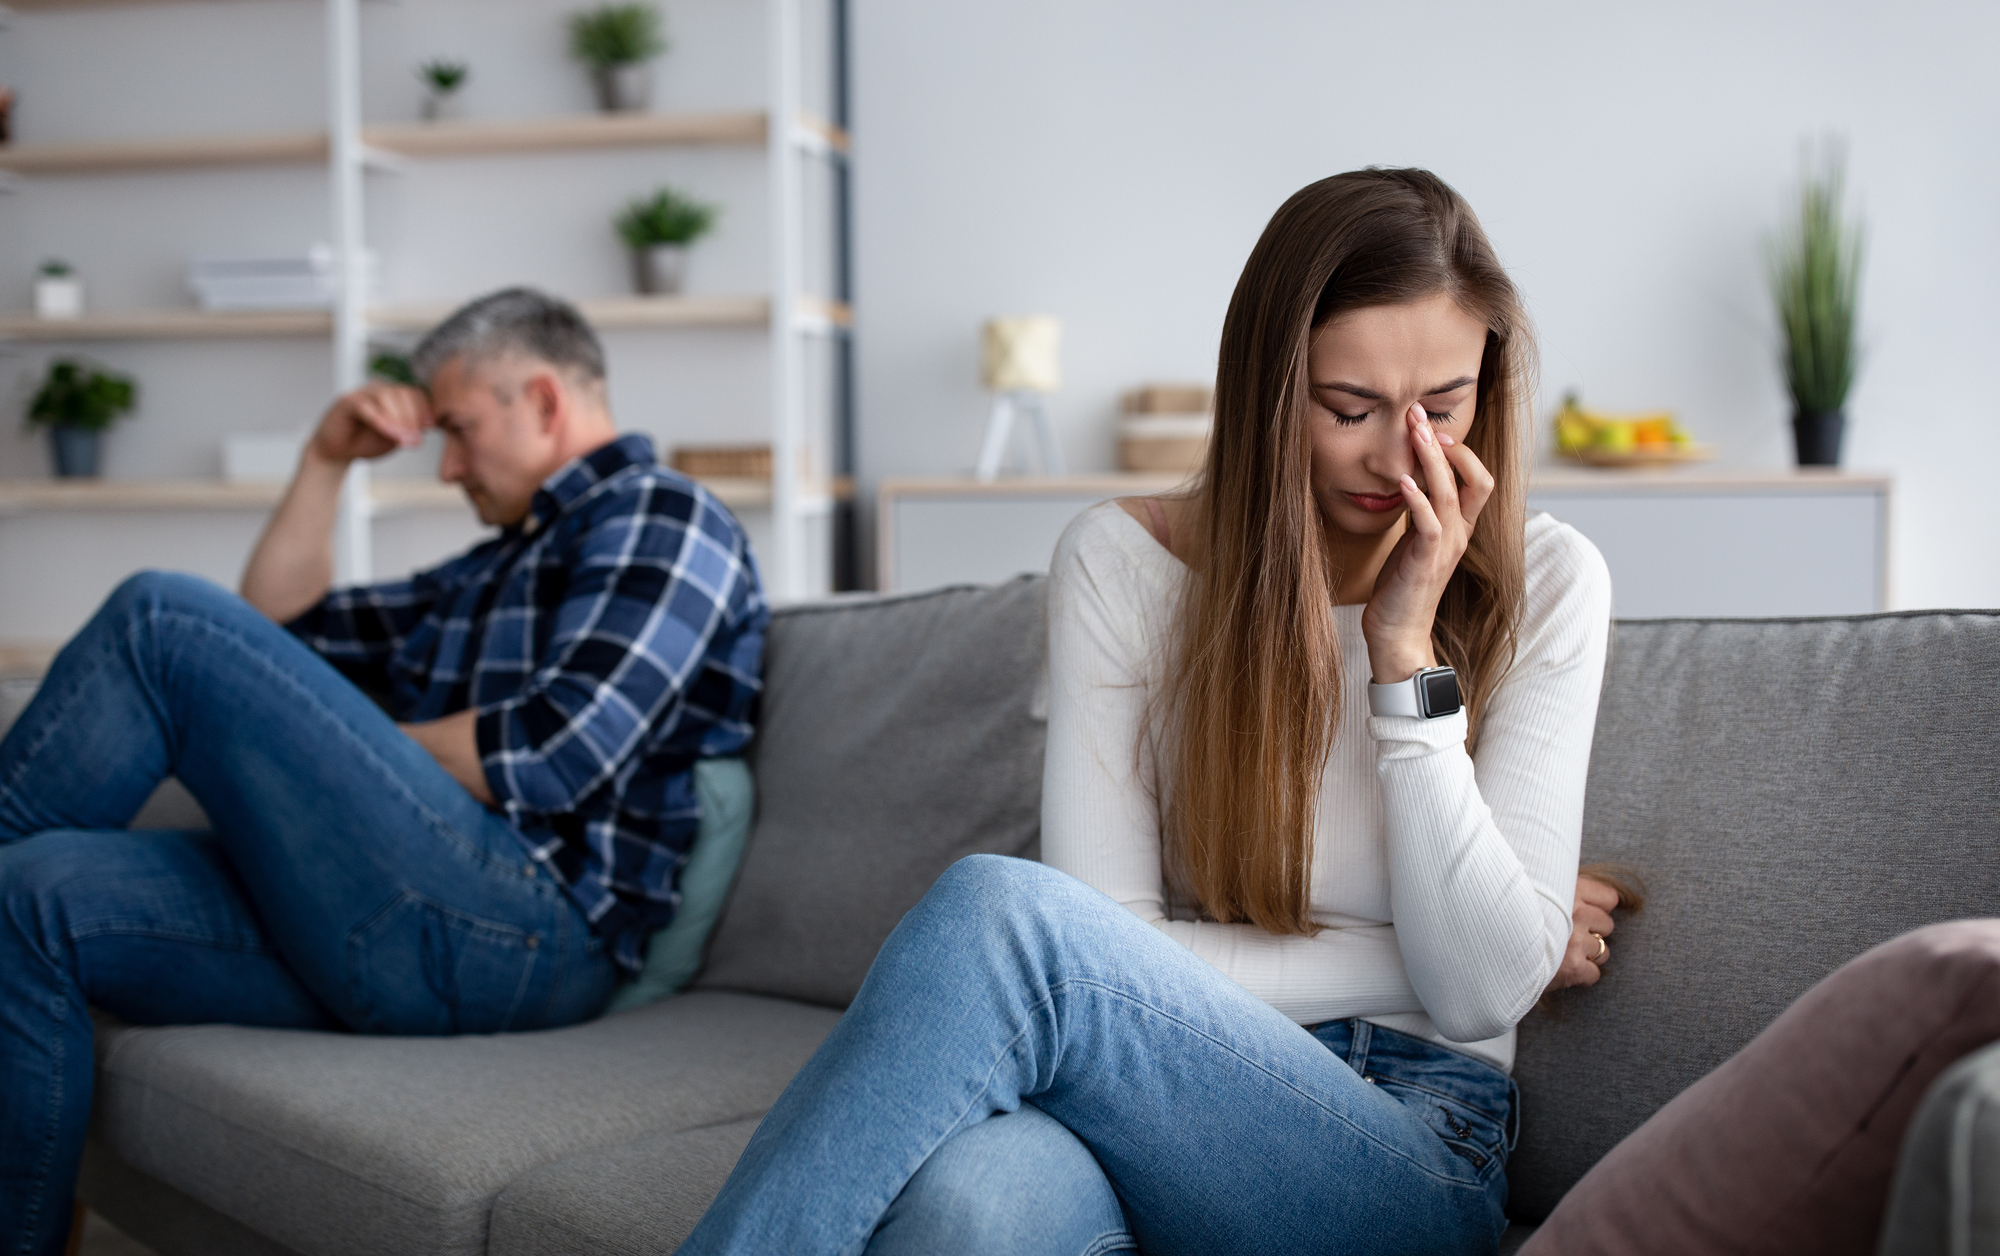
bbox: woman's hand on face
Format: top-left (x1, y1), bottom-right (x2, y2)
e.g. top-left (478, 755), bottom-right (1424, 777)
top-left (1360, 403), bottom-right (1496, 684)
top-left (1544, 874), bottom-right (1621, 993)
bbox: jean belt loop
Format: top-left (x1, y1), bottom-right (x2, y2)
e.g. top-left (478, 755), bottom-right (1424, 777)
top-left (1344, 1018), bottom-right (1372, 1074)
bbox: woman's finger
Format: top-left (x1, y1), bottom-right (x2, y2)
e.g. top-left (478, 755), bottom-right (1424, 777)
top-left (1406, 405), bottom-right (1462, 520)
top-left (1397, 473), bottom-right (1443, 540)
top-left (1575, 905), bottom-right (1615, 937)
top-left (1438, 435), bottom-right (1495, 527)
top-left (1575, 875), bottom-right (1622, 913)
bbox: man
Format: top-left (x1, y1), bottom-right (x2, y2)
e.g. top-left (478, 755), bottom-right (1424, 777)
top-left (0, 289), bottom-right (768, 1256)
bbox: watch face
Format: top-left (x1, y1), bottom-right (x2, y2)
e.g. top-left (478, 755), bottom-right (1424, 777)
top-left (1420, 668), bottom-right (1462, 718)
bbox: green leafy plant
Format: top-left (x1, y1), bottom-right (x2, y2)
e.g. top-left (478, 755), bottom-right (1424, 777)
top-left (1767, 142), bottom-right (1863, 414)
top-left (38, 259), bottom-right (72, 278)
top-left (616, 186), bottom-right (717, 248)
top-left (569, 4), bottom-right (667, 68)
top-left (369, 351), bottom-right (418, 387)
top-left (417, 59), bottom-right (470, 94)
top-left (27, 359), bottom-right (136, 433)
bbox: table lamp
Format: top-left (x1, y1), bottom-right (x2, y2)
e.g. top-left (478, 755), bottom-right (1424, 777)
top-left (975, 316), bottom-right (1066, 482)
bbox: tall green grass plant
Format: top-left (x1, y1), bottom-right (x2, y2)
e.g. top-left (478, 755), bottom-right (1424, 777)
top-left (1768, 143), bottom-right (1863, 414)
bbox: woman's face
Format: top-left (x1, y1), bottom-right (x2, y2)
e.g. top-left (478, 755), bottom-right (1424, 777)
top-left (1305, 292), bottom-right (1490, 539)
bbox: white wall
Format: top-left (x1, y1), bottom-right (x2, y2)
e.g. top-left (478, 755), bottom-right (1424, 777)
top-left (850, 0), bottom-right (2000, 609)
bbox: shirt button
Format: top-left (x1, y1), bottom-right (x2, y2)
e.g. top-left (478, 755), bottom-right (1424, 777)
top-left (525, 935), bottom-right (540, 950)
top-left (523, 862), bottom-right (536, 877)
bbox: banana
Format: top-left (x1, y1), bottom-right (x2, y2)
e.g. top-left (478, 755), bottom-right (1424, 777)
top-left (1553, 392), bottom-right (1692, 456)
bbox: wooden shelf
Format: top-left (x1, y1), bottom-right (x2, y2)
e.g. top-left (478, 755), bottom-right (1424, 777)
top-left (365, 111), bottom-right (767, 158)
top-left (0, 131), bottom-right (326, 175)
top-left (369, 294), bottom-right (772, 334)
top-left (1529, 465), bottom-right (1892, 493)
top-left (0, 473), bottom-right (792, 518)
top-left (0, 309), bottom-right (333, 342)
top-left (0, 110), bottom-right (770, 176)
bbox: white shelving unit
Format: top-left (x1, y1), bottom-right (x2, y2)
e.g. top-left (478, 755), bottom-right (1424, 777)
top-left (0, 0), bottom-right (847, 604)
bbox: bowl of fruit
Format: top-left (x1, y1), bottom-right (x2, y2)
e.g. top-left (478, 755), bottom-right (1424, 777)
top-left (1552, 393), bottom-right (1714, 467)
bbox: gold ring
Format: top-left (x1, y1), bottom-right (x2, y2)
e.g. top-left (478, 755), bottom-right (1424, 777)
top-left (1592, 933), bottom-right (1608, 961)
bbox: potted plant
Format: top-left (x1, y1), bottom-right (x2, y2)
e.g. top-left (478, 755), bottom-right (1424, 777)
top-left (34, 259), bottom-right (83, 321)
top-left (570, 4), bottom-right (666, 113)
top-left (615, 187), bottom-right (717, 295)
top-left (27, 358), bottom-right (136, 478)
top-left (417, 59), bottom-right (470, 122)
top-left (1767, 145), bottom-right (1863, 467)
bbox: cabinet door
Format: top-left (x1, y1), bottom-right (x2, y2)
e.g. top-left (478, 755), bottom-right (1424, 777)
top-left (884, 491), bottom-right (1117, 592)
top-left (1525, 490), bottom-right (1886, 618)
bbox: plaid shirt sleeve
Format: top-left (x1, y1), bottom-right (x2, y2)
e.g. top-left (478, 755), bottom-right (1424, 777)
top-left (472, 481), bottom-right (756, 816)
top-left (287, 573), bottom-right (442, 694)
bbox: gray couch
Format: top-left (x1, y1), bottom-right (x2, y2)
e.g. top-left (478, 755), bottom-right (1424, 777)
top-left (13, 579), bottom-right (1998, 1254)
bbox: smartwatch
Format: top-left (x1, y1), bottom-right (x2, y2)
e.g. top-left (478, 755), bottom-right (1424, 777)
top-left (1368, 666), bottom-right (1462, 720)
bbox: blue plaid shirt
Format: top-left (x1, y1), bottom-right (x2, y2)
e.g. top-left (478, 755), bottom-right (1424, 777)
top-left (289, 434), bottom-right (768, 973)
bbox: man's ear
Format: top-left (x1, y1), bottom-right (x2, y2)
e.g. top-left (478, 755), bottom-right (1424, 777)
top-left (522, 371), bottom-right (565, 436)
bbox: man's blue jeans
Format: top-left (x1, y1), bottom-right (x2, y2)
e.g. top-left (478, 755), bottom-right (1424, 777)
top-left (0, 573), bottom-right (618, 1256)
top-left (679, 855), bottom-right (1516, 1256)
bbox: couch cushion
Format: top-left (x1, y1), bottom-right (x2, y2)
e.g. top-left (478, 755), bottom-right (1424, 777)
top-left (1509, 610), bottom-right (2000, 1222)
top-left (488, 1117), bottom-right (761, 1256)
top-left (696, 577), bottom-right (1048, 1007)
top-left (90, 991), bottom-right (840, 1256)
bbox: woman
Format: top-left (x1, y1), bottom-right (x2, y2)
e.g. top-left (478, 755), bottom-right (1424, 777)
top-left (677, 168), bottom-right (1619, 1256)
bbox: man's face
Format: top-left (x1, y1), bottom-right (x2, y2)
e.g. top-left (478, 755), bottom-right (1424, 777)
top-left (429, 356), bottom-right (561, 527)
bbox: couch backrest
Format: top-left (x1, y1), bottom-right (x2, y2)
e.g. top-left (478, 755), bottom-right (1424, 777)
top-left (1508, 610), bottom-right (2000, 1220)
top-left (694, 577), bottom-right (1049, 1007)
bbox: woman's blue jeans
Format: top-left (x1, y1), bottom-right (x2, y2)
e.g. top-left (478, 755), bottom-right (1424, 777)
top-left (679, 855), bottom-right (1516, 1256)
top-left (0, 573), bottom-right (618, 1256)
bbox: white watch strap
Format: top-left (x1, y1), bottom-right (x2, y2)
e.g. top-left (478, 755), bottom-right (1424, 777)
top-left (1368, 675), bottom-right (1424, 718)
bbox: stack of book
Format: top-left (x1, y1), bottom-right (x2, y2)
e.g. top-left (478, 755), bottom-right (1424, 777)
top-left (188, 245), bottom-right (379, 310)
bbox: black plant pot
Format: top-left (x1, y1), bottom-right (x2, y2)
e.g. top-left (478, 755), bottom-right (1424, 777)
top-left (49, 426), bottom-right (101, 478)
top-left (1792, 409), bottom-right (1845, 467)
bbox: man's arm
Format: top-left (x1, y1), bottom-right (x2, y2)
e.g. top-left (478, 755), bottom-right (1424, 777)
top-left (242, 382), bottom-right (430, 624)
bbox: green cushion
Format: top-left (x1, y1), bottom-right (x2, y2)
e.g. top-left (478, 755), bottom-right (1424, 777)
top-left (606, 758), bottom-right (755, 1013)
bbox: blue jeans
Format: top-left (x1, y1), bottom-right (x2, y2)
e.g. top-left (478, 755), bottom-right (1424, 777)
top-left (679, 855), bottom-right (1515, 1256)
top-left (0, 573), bottom-right (618, 1256)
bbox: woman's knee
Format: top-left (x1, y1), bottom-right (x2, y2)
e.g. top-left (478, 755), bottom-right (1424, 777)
top-left (870, 1107), bottom-right (1132, 1256)
top-left (925, 854), bottom-right (1092, 927)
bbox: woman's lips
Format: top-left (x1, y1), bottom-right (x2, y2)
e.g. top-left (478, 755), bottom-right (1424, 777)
top-left (1344, 490), bottom-right (1405, 514)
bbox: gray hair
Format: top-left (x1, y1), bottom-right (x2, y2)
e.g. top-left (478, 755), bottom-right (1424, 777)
top-left (409, 287), bottom-right (606, 387)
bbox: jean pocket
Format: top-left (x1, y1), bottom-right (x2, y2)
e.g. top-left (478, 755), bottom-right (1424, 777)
top-left (1372, 1078), bottom-right (1510, 1176)
top-left (344, 891), bottom-right (546, 1035)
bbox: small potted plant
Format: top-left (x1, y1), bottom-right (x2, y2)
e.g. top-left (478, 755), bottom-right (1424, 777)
top-left (570, 4), bottom-right (667, 113)
top-left (1767, 144), bottom-right (1863, 467)
top-left (615, 187), bottom-right (717, 295)
top-left (417, 59), bottom-right (470, 122)
top-left (27, 358), bottom-right (136, 478)
top-left (34, 259), bottom-right (84, 321)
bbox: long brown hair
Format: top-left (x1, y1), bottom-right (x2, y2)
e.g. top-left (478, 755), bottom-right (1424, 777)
top-left (1161, 168), bottom-right (1533, 936)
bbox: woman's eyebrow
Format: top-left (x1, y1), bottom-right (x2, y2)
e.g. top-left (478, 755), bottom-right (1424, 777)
top-left (1312, 376), bottom-right (1476, 399)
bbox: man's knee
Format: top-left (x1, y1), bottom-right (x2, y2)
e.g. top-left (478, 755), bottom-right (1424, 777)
top-left (103, 570), bottom-right (232, 621)
top-left (0, 833), bottom-right (98, 954)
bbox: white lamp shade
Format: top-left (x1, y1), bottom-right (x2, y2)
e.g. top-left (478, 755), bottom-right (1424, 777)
top-left (982, 316), bottom-right (1062, 393)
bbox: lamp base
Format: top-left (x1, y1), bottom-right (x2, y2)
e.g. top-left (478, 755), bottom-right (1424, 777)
top-left (975, 392), bottom-right (1066, 482)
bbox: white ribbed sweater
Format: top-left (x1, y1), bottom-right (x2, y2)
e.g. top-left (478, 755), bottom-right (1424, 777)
top-left (1041, 502), bottom-right (1612, 1071)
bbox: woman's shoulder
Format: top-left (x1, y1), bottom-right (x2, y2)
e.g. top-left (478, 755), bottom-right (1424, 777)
top-left (1050, 500), bottom-right (1182, 630)
top-left (1519, 511), bottom-right (1613, 631)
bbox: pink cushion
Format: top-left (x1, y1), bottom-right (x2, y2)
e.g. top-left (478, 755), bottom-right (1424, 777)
top-left (1522, 920), bottom-right (2000, 1255)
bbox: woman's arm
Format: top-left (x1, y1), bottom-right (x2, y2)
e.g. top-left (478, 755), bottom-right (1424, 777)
top-left (1370, 524), bottom-right (1612, 1040)
top-left (1042, 508), bottom-right (1430, 1024)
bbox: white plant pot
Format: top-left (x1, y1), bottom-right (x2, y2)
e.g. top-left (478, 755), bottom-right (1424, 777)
top-left (633, 244), bottom-right (689, 296)
top-left (592, 62), bottom-right (653, 113)
top-left (421, 92), bottom-right (464, 123)
top-left (34, 277), bottom-right (84, 321)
